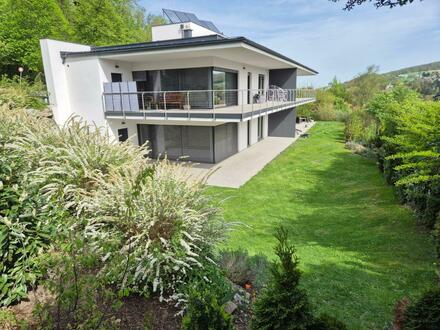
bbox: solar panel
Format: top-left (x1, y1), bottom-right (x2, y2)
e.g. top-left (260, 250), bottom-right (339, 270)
top-left (162, 8), bottom-right (222, 34)
top-left (163, 9), bottom-right (180, 23)
top-left (200, 20), bottom-right (221, 34)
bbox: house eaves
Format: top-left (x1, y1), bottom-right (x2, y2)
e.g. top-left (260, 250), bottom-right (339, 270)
top-left (60, 35), bottom-right (318, 75)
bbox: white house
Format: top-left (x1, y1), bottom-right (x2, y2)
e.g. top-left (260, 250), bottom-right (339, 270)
top-left (40, 9), bottom-right (317, 163)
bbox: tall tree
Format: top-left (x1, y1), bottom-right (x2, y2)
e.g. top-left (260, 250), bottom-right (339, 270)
top-left (331, 0), bottom-right (420, 10)
top-left (68, 0), bottom-right (150, 46)
top-left (346, 65), bottom-right (387, 107)
top-left (0, 0), bottom-right (73, 74)
top-left (0, 0), bottom-right (166, 75)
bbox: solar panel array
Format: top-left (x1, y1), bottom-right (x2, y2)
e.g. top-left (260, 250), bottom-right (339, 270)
top-left (163, 9), bottom-right (222, 34)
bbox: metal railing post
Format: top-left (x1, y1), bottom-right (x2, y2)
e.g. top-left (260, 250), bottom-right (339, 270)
top-left (187, 91), bottom-right (190, 120)
top-left (164, 91), bottom-right (167, 120)
top-left (240, 90), bottom-right (243, 117)
top-left (213, 90), bottom-right (216, 121)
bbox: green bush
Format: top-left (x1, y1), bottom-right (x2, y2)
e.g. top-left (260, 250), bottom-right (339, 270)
top-left (0, 105), bottom-right (55, 306)
top-left (403, 287), bottom-right (440, 329)
top-left (182, 280), bottom-right (233, 330)
top-left (298, 89), bottom-right (350, 122)
top-left (345, 86), bottom-right (440, 231)
top-left (0, 76), bottom-right (47, 110)
top-left (252, 226), bottom-right (313, 329)
top-left (180, 264), bottom-right (233, 329)
top-left (344, 109), bottom-right (378, 144)
top-left (34, 234), bottom-right (123, 329)
top-left (219, 249), bottom-right (269, 290)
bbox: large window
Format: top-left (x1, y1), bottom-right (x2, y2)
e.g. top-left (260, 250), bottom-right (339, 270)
top-left (258, 74), bottom-right (265, 95)
top-left (213, 69), bottom-right (238, 107)
top-left (132, 67), bottom-right (237, 109)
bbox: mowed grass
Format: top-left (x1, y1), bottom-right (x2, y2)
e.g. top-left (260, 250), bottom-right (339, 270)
top-left (209, 122), bottom-right (436, 329)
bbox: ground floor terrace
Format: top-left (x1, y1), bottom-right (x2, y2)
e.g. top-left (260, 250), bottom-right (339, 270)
top-left (109, 106), bottom-right (304, 164)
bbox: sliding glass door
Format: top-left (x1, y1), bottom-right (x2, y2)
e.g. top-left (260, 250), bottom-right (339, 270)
top-left (132, 67), bottom-right (237, 109)
top-left (213, 69), bottom-right (238, 108)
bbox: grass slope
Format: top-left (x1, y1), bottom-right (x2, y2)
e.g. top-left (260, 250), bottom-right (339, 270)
top-left (210, 122), bottom-right (436, 329)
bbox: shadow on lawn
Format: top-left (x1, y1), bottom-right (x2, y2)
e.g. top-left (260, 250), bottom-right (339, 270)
top-left (280, 149), bottom-right (435, 323)
top-left (220, 123), bottom-right (436, 328)
top-left (274, 149), bottom-right (435, 327)
top-left (276, 147), bottom-right (435, 270)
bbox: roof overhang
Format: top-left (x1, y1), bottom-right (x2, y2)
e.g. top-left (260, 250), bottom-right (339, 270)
top-left (61, 37), bottom-right (318, 75)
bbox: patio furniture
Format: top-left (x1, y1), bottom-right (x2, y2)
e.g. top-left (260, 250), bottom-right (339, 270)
top-left (159, 92), bottom-right (186, 109)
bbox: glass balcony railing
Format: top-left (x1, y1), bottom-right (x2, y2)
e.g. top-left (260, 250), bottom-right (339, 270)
top-left (102, 85), bottom-right (316, 120)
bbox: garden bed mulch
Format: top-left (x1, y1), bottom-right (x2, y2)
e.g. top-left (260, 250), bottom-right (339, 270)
top-left (3, 284), bottom-right (256, 329)
top-left (116, 295), bottom-right (182, 329)
top-left (2, 288), bottom-right (182, 330)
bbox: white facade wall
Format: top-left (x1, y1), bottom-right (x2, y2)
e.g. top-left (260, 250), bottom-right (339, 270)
top-left (248, 118), bottom-right (259, 145)
top-left (262, 114), bottom-right (269, 138)
top-left (152, 22), bottom-right (218, 41)
top-left (237, 121), bottom-right (248, 151)
top-left (40, 39), bottom-right (91, 125)
top-left (100, 59), bottom-right (133, 82)
top-left (64, 57), bottom-right (107, 127)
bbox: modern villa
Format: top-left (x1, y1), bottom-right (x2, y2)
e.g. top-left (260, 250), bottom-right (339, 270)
top-left (40, 9), bottom-right (317, 163)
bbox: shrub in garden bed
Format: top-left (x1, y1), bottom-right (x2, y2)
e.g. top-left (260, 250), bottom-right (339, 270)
top-left (251, 226), bottom-right (347, 330)
top-left (402, 287), bottom-right (440, 330)
top-left (219, 249), bottom-right (270, 291)
top-left (1, 104), bottom-right (229, 320)
top-left (182, 267), bottom-right (234, 330)
top-left (251, 227), bottom-right (313, 329)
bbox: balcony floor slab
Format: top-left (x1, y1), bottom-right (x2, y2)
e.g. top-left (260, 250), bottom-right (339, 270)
top-left (105, 98), bottom-right (315, 122)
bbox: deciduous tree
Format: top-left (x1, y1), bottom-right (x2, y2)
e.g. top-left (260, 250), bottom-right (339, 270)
top-left (331, 0), bottom-right (420, 10)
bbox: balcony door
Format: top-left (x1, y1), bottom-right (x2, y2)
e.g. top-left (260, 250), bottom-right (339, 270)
top-left (258, 74), bottom-right (265, 95)
top-left (213, 69), bottom-right (238, 108)
top-left (247, 72), bottom-right (252, 104)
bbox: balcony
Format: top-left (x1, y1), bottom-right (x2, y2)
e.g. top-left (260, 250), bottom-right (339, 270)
top-left (102, 86), bottom-right (316, 122)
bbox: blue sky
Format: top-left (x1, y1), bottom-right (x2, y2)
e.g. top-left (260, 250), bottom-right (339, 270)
top-left (140, 0), bottom-right (440, 87)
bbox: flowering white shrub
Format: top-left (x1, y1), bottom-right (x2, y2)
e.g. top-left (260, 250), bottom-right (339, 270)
top-left (84, 160), bottom-right (227, 303)
top-left (3, 108), bottom-right (228, 306)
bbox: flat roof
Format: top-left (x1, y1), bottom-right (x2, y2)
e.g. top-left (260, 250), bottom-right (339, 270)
top-left (61, 35), bottom-right (318, 75)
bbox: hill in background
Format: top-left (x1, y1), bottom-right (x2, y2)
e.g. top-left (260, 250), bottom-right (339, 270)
top-left (343, 61), bottom-right (440, 98)
top-left (383, 61), bottom-right (440, 77)
top-left (382, 61), bottom-right (440, 97)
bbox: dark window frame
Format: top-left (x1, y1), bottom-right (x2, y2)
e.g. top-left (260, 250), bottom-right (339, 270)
top-left (111, 72), bottom-right (122, 82)
top-left (118, 128), bottom-right (128, 142)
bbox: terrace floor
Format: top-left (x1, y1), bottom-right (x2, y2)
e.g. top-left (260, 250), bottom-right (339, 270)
top-left (187, 121), bottom-right (315, 188)
top-left (105, 97), bottom-right (315, 121)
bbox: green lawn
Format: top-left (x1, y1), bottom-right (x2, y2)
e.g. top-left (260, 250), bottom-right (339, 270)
top-left (210, 122), bottom-right (436, 329)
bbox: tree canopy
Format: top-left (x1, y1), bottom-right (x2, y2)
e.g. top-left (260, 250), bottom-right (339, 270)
top-left (331, 0), bottom-right (420, 10)
top-left (0, 0), bottom-right (165, 75)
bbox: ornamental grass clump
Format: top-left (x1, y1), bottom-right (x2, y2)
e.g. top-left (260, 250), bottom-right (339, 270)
top-left (1, 105), bottom-right (228, 308)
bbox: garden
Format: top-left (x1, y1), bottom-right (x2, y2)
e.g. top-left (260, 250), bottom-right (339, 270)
top-left (1, 74), bottom-right (440, 329)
